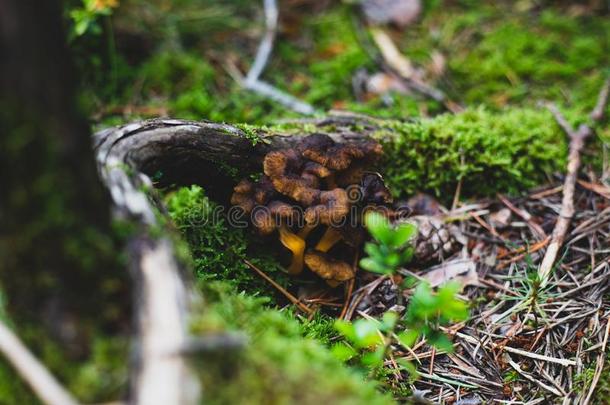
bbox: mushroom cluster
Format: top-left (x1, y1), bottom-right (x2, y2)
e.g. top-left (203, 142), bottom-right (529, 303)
top-left (231, 134), bottom-right (392, 286)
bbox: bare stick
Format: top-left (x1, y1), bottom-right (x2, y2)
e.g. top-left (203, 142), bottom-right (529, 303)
top-left (241, 0), bottom-right (315, 115)
top-left (368, 27), bottom-right (462, 112)
top-left (96, 123), bottom-right (201, 405)
top-left (590, 78), bottom-right (610, 122)
top-left (538, 106), bottom-right (592, 286)
top-left (538, 83), bottom-right (610, 286)
top-left (245, 0), bottom-right (278, 84)
top-left (245, 79), bottom-right (315, 115)
top-left (0, 321), bottom-right (78, 405)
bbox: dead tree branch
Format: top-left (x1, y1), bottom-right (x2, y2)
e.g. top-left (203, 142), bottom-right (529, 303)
top-left (239, 0), bottom-right (315, 115)
top-left (538, 81), bottom-right (609, 286)
top-left (367, 27), bottom-right (462, 113)
top-left (591, 78), bottom-right (610, 122)
top-left (92, 118), bottom-right (372, 404)
top-left (0, 321), bottom-right (78, 405)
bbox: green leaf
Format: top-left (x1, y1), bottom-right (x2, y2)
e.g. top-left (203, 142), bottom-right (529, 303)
top-left (334, 320), bottom-right (356, 342)
top-left (396, 329), bottom-right (419, 348)
top-left (428, 332), bottom-right (454, 353)
top-left (359, 258), bottom-right (390, 275)
top-left (385, 252), bottom-right (402, 267)
top-left (74, 18), bottom-right (91, 36)
top-left (364, 212), bottom-right (393, 245)
top-left (361, 345), bottom-right (385, 368)
top-left (390, 222), bottom-right (418, 248)
top-left (400, 247), bottom-right (414, 264)
top-left (401, 275), bottom-right (419, 289)
top-left (409, 282), bottom-right (437, 314)
top-left (353, 319), bottom-right (383, 348)
top-left (437, 282), bottom-right (469, 322)
top-left (381, 311), bottom-right (398, 331)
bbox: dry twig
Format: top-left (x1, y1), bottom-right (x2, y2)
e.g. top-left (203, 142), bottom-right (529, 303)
top-left (538, 81), bottom-right (609, 286)
top-left (244, 259), bottom-right (312, 314)
top-left (240, 0), bottom-right (315, 115)
top-left (0, 321), bottom-right (78, 405)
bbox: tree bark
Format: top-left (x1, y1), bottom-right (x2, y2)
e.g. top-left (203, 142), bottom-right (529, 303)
top-left (0, 0), bottom-right (126, 347)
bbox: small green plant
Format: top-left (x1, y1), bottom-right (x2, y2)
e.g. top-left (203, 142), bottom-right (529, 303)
top-left (333, 283), bottom-right (468, 375)
top-left (69, 0), bottom-right (119, 38)
top-left (332, 311), bottom-right (404, 371)
top-left (333, 211), bottom-right (469, 377)
top-left (359, 211), bottom-right (417, 275)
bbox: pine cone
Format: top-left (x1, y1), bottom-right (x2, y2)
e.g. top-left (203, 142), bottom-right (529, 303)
top-left (407, 215), bottom-right (465, 263)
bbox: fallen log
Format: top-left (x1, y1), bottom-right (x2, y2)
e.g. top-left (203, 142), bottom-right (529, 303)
top-left (93, 117), bottom-right (374, 404)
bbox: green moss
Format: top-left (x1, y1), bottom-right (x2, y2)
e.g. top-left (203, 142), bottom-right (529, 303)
top-left (378, 107), bottom-right (567, 200)
top-left (0, 359), bottom-right (39, 405)
top-left (233, 123), bottom-right (265, 146)
top-left (401, 3), bottom-right (609, 110)
top-left (165, 186), bottom-right (291, 297)
top-left (165, 186), bottom-right (394, 402)
top-left (89, 2), bottom-right (609, 126)
top-left (0, 325), bottom-right (127, 405)
top-left (191, 282), bottom-right (394, 405)
top-left (300, 312), bottom-right (340, 346)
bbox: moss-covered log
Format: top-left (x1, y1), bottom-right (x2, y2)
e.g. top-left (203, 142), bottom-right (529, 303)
top-left (94, 116), bottom-right (390, 405)
top-left (95, 107), bottom-right (568, 205)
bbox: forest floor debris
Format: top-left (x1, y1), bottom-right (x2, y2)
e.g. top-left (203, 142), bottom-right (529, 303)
top-left (352, 181), bottom-right (610, 403)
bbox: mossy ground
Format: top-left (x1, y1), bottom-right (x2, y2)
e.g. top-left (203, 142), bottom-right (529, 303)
top-left (190, 282), bottom-right (393, 405)
top-left (82, 1), bottom-right (608, 126)
top-left (1, 1), bottom-right (609, 403)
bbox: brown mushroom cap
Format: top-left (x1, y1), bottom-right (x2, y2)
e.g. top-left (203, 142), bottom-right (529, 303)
top-left (230, 179), bottom-right (256, 214)
top-left (271, 176), bottom-right (321, 206)
top-left (263, 149), bottom-right (324, 205)
top-left (302, 161), bottom-right (332, 179)
top-left (251, 209), bottom-right (275, 235)
top-left (304, 250), bottom-right (355, 286)
top-left (360, 172), bottom-right (393, 205)
top-left (302, 143), bottom-right (364, 171)
top-left (251, 200), bottom-right (297, 235)
top-left (230, 133), bottom-right (388, 284)
top-left (304, 188), bottom-right (349, 225)
top-left (254, 175), bottom-right (277, 205)
top-left (263, 149), bottom-right (302, 179)
top-left (303, 139), bottom-right (383, 171)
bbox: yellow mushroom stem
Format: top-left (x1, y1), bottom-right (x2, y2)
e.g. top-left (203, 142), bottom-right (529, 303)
top-left (297, 222), bottom-right (316, 240)
top-left (315, 226), bottom-right (343, 253)
top-left (278, 225), bottom-right (306, 275)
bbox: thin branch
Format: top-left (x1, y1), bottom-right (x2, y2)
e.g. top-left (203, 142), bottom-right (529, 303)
top-left (239, 0), bottom-right (315, 115)
top-left (96, 123), bottom-right (202, 405)
top-left (0, 320), bottom-right (78, 405)
top-left (538, 82), bottom-right (610, 286)
top-left (368, 27), bottom-right (462, 112)
top-left (590, 78), bottom-right (610, 122)
top-left (244, 79), bottom-right (315, 115)
top-left (245, 0), bottom-right (278, 84)
top-left (244, 259), bottom-right (312, 314)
